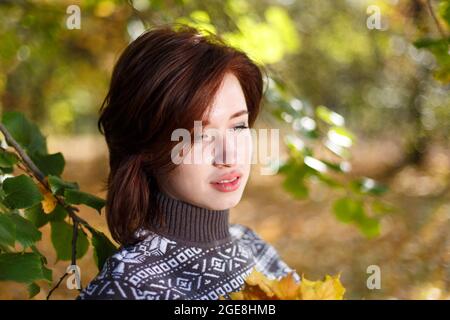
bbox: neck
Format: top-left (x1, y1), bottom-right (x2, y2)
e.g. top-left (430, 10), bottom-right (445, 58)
top-left (148, 190), bottom-right (232, 245)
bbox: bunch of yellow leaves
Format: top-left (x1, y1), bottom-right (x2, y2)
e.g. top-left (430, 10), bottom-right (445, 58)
top-left (221, 267), bottom-right (345, 300)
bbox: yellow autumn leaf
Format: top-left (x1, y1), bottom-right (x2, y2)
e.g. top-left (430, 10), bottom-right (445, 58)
top-left (299, 274), bottom-right (346, 300)
top-left (37, 180), bottom-right (57, 213)
top-left (221, 267), bottom-right (345, 300)
top-left (244, 268), bottom-right (278, 297)
top-left (271, 271), bottom-right (301, 300)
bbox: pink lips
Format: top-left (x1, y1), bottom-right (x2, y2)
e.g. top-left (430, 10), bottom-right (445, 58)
top-left (210, 171), bottom-right (242, 192)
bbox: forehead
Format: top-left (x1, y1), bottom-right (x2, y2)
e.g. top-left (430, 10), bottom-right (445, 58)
top-left (204, 73), bottom-right (248, 123)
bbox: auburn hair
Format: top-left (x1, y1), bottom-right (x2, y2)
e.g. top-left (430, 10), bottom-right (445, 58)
top-left (98, 24), bottom-right (264, 245)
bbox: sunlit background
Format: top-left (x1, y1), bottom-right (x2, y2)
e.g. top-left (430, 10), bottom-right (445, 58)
top-left (0, 0), bottom-right (449, 299)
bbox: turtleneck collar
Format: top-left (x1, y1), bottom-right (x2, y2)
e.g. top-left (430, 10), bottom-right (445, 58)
top-left (147, 189), bottom-right (232, 245)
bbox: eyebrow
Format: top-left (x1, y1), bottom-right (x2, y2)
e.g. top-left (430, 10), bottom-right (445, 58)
top-left (202, 110), bottom-right (249, 126)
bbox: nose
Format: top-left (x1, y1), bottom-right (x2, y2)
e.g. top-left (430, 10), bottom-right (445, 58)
top-left (212, 131), bottom-right (238, 168)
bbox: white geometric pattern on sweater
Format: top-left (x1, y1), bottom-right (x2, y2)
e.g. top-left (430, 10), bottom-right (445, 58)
top-left (76, 223), bottom-right (300, 300)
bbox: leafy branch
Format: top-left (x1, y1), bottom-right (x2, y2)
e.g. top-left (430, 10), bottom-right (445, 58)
top-left (0, 122), bottom-right (91, 229)
top-left (0, 112), bottom-right (117, 299)
top-left (0, 122), bottom-right (91, 299)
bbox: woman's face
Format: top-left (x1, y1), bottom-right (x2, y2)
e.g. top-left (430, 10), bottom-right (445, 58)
top-left (157, 72), bottom-right (252, 210)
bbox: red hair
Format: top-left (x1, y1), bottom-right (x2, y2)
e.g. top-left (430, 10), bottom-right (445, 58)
top-left (98, 24), bottom-right (264, 245)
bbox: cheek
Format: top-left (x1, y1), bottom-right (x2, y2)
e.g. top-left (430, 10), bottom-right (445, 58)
top-left (171, 164), bottom-right (208, 189)
top-left (183, 142), bottom-right (215, 165)
top-left (236, 131), bottom-right (253, 166)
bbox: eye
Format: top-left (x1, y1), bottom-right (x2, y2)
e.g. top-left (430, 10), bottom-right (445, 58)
top-left (233, 123), bottom-right (249, 132)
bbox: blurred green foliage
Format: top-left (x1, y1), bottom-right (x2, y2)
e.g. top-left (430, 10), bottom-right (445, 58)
top-left (0, 0), bottom-right (448, 239)
top-left (0, 0), bottom-right (448, 138)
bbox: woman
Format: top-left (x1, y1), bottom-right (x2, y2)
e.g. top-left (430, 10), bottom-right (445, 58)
top-left (77, 24), bottom-right (300, 300)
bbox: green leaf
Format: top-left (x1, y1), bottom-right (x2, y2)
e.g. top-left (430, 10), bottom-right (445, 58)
top-left (42, 264), bottom-right (52, 282)
top-left (28, 282), bottom-right (40, 299)
top-left (48, 175), bottom-right (79, 196)
top-left (320, 159), bottom-right (344, 172)
top-left (1, 112), bottom-right (47, 155)
top-left (3, 175), bottom-right (44, 209)
top-left (303, 156), bottom-right (328, 173)
top-left (439, 0), bottom-right (450, 26)
top-left (315, 173), bottom-right (343, 188)
top-left (0, 150), bottom-right (18, 168)
top-left (0, 253), bottom-right (47, 283)
top-left (413, 37), bottom-right (448, 49)
top-left (274, 159), bottom-right (290, 174)
top-left (371, 200), bottom-right (396, 215)
top-left (31, 244), bottom-right (48, 265)
top-left (333, 197), bottom-right (381, 238)
top-left (281, 164), bottom-right (309, 199)
top-left (284, 134), bottom-right (305, 154)
top-left (333, 197), bottom-right (364, 223)
top-left (327, 126), bottom-right (354, 147)
top-left (0, 166), bottom-right (14, 174)
top-left (25, 203), bottom-right (48, 228)
top-left (413, 37), bottom-right (450, 83)
top-left (0, 214), bottom-right (16, 247)
top-left (64, 189), bottom-right (105, 214)
top-left (50, 221), bottom-right (89, 261)
top-left (91, 230), bottom-right (117, 271)
top-left (30, 152), bottom-right (65, 177)
top-left (316, 105), bottom-right (345, 126)
top-left (7, 213), bottom-right (41, 248)
top-left (47, 203), bottom-right (68, 222)
top-left (28, 246), bottom-right (52, 282)
top-left (355, 215), bottom-right (380, 238)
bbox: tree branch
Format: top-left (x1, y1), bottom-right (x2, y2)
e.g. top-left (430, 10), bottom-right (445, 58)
top-left (0, 123), bottom-right (95, 298)
top-left (426, 0), bottom-right (448, 39)
top-left (46, 218), bottom-right (83, 300)
top-left (71, 220), bottom-right (78, 267)
top-left (46, 272), bottom-right (68, 300)
top-left (0, 123), bottom-right (95, 231)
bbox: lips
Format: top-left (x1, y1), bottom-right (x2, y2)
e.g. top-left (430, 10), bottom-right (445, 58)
top-left (211, 171), bottom-right (242, 184)
top-left (210, 171), bottom-right (242, 192)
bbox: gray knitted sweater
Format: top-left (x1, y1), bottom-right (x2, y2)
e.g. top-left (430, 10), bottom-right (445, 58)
top-left (76, 190), bottom-right (300, 300)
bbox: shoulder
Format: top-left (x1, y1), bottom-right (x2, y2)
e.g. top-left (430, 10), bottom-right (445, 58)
top-left (77, 232), bottom-right (182, 300)
top-left (229, 223), bottom-right (275, 255)
top-left (76, 275), bottom-right (141, 300)
top-left (229, 223), bottom-right (301, 283)
top-left (229, 223), bottom-right (262, 241)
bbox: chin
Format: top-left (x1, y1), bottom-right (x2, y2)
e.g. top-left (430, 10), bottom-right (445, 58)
top-left (207, 191), bottom-right (243, 210)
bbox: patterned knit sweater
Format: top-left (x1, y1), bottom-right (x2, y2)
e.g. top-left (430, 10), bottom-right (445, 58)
top-left (76, 190), bottom-right (300, 300)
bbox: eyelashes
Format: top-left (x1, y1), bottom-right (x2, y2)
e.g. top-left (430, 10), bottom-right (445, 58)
top-left (233, 124), bottom-right (249, 132)
top-left (194, 124), bottom-right (249, 142)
